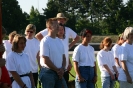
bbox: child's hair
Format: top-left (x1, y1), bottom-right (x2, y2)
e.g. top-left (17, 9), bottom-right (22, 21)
top-left (116, 33), bottom-right (124, 43)
top-left (12, 34), bottom-right (26, 52)
top-left (80, 29), bottom-right (92, 38)
top-left (9, 31), bottom-right (17, 38)
top-left (100, 37), bottom-right (112, 49)
top-left (46, 18), bottom-right (57, 28)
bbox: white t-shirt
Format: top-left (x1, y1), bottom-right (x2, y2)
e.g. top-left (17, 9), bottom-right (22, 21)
top-left (6, 51), bottom-right (32, 88)
top-left (111, 44), bottom-right (121, 72)
top-left (72, 44), bottom-right (96, 67)
top-left (40, 27), bottom-right (77, 69)
top-left (97, 50), bottom-right (115, 77)
top-left (3, 40), bottom-right (12, 59)
top-left (118, 42), bottom-right (133, 81)
top-left (40, 36), bottom-right (65, 68)
top-left (24, 38), bottom-right (40, 73)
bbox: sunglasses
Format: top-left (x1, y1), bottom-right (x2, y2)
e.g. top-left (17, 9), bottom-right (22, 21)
top-left (27, 31), bottom-right (33, 33)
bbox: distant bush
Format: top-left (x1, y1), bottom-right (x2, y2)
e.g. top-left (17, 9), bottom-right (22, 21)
top-left (90, 35), bottom-right (118, 43)
top-left (69, 35), bottom-right (119, 43)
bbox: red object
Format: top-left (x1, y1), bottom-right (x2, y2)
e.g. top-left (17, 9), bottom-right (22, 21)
top-left (0, 0), bottom-right (11, 86)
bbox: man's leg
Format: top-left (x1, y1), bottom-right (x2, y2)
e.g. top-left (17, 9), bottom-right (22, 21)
top-left (39, 68), bottom-right (56, 88)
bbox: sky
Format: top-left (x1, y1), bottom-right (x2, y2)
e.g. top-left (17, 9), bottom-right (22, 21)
top-left (17, 0), bottom-right (48, 14)
top-left (17, 0), bottom-right (128, 14)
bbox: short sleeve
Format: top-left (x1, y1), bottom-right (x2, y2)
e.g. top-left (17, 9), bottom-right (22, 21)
top-left (72, 46), bottom-right (80, 62)
top-left (40, 39), bottom-right (50, 57)
top-left (97, 52), bottom-right (107, 66)
top-left (40, 28), bottom-right (48, 37)
top-left (66, 27), bottom-right (77, 39)
top-left (6, 54), bottom-right (16, 71)
top-left (120, 47), bottom-right (128, 61)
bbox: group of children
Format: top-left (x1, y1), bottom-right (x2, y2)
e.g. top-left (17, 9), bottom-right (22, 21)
top-left (0, 12), bottom-right (133, 88)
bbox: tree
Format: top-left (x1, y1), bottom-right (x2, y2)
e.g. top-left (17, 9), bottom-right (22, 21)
top-left (2, 0), bottom-right (28, 34)
top-left (28, 6), bottom-right (46, 33)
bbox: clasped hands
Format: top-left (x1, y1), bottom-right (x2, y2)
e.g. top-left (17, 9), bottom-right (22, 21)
top-left (56, 68), bottom-right (64, 79)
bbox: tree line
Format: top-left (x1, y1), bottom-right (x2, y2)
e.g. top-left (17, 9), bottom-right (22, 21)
top-left (2, 0), bottom-right (133, 35)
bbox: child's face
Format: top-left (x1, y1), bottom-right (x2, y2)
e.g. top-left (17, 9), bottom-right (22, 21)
top-left (57, 26), bottom-right (64, 36)
top-left (83, 33), bottom-right (92, 43)
top-left (51, 21), bottom-right (59, 33)
top-left (17, 38), bottom-right (26, 51)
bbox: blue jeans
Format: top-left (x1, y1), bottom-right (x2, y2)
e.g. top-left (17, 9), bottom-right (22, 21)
top-left (101, 76), bottom-right (115, 88)
top-left (39, 67), bottom-right (67, 88)
top-left (75, 66), bottom-right (95, 88)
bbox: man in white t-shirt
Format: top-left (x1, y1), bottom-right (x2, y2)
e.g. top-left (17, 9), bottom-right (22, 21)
top-left (39, 18), bottom-right (67, 88)
top-left (36, 13), bottom-right (79, 85)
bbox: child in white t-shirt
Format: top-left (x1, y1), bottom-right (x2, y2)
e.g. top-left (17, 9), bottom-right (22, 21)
top-left (97, 37), bottom-right (118, 88)
top-left (3, 31), bottom-right (17, 59)
top-left (6, 34), bottom-right (35, 88)
top-left (111, 33), bottom-right (125, 73)
top-left (72, 29), bottom-right (97, 88)
top-left (39, 18), bottom-right (67, 88)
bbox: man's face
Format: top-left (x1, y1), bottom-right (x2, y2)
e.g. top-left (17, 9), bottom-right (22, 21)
top-left (57, 18), bottom-right (66, 25)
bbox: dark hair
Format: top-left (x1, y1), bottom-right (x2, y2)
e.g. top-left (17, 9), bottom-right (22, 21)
top-left (80, 29), bottom-right (92, 38)
top-left (100, 37), bottom-right (112, 49)
top-left (57, 23), bottom-right (65, 39)
top-left (12, 34), bottom-right (26, 52)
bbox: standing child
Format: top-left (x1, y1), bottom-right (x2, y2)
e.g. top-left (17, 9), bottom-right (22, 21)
top-left (6, 34), bottom-right (35, 88)
top-left (111, 33), bottom-right (125, 73)
top-left (72, 29), bottom-right (97, 88)
top-left (39, 18), bottom-right (67, 88)
top-left (97, 37), bottom-right (118, 88)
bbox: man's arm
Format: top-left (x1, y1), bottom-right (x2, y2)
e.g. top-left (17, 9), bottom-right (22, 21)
top-left (35, 32), bottom-right (43, 41)
top-left (36, 51), bottom-right (41, 69)
top-left (42, 56), bottom-right (58, 72)
top-left (69, 35), bottom-right (80, 49)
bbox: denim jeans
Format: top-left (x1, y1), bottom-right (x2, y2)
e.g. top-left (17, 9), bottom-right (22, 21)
top-left (39, 67), bottom-right (67, 88)
top-left (75, 66), bottom-right (95, 88)
top-left (101, 76), bottom-right (115, 88)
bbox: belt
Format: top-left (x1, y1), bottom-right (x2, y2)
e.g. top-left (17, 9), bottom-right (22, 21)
top-left (10, 73), bottom-right (29, 83)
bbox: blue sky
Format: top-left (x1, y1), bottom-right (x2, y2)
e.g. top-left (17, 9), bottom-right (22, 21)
top-left (17, 0), bottom-right (48, 14)
top-left (17, 0), bottom-right (128, 14)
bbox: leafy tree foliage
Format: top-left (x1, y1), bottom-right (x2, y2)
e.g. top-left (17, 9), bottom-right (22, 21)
top-left (2, 0), bottom-right (133, 35)
top-left (2, 0), bottom-right (28, 34)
